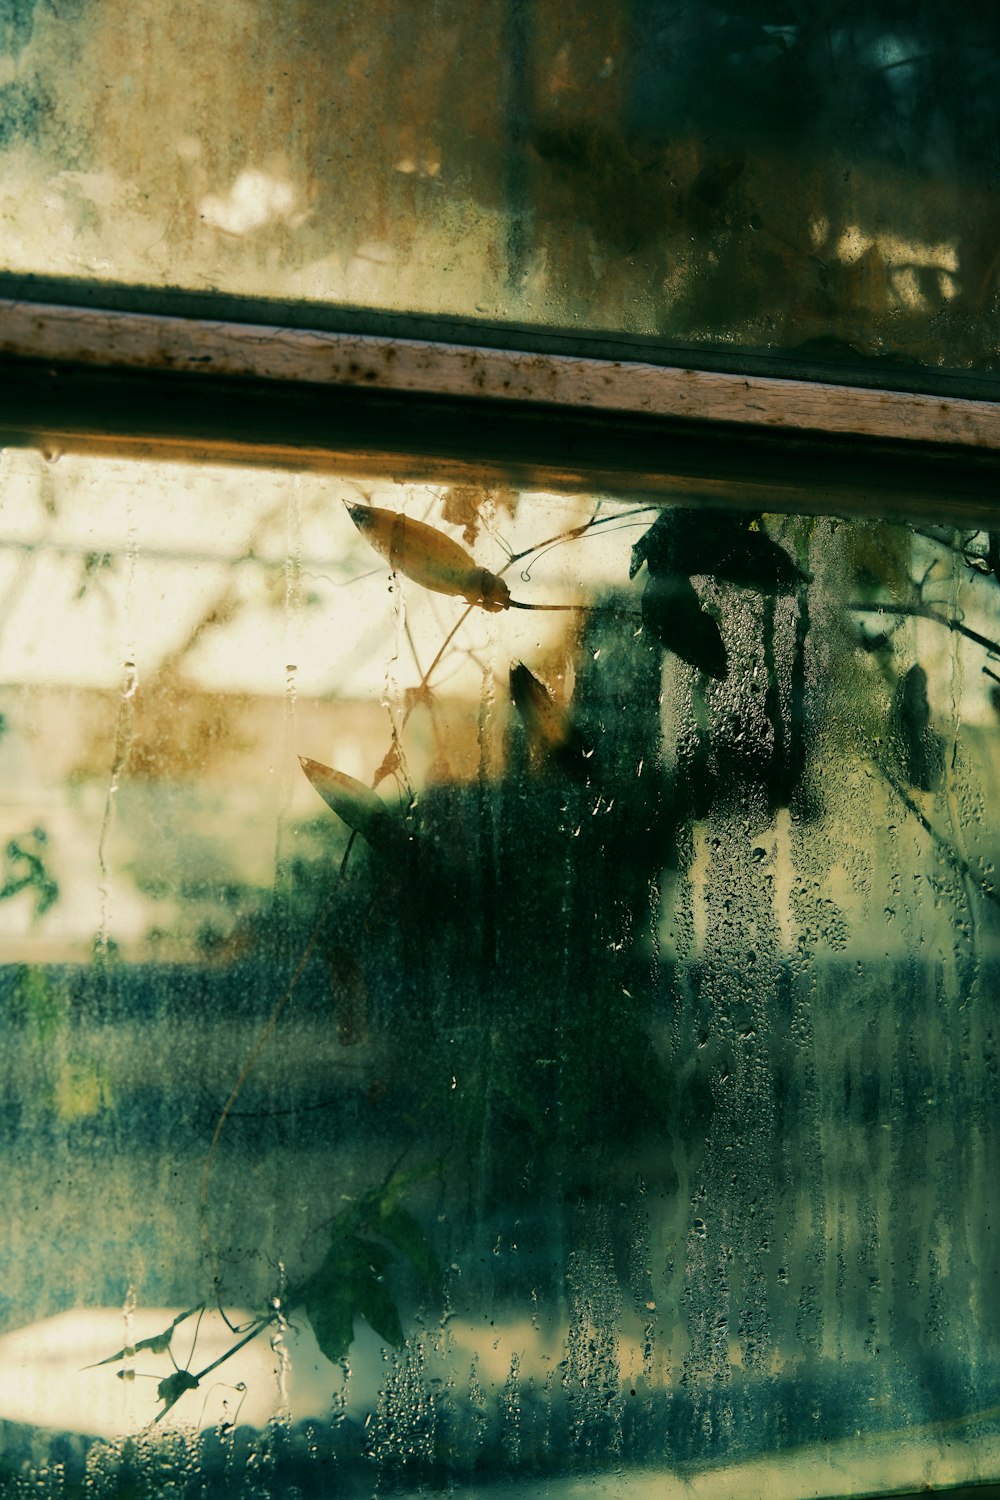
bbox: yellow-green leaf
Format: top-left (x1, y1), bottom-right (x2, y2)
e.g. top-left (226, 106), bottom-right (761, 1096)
top-left (345, 502), bottom-right (511, 612)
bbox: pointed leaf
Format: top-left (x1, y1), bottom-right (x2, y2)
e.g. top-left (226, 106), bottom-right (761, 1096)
top-left (642, 574), bottom-right (728, 679)
top-left (509, 662), bottom-right (590, 774)
top-left (299, 757), bottom-right (397, 850)
top-left (305, 1275), bottom-right (355, 1365)
top-left (84, 1305), bottom-right (202, 1368)
top-left (345, 502), bottom-right (511, 612)
top-left (631, 508), bottom-right (801, 593)
top-left (353, 1268), bottom-right (404, 1349)
top-left (376, 1203), bottom-right (443, 1298)
top-left (155, 1369), bottom-right (200, 1421)
top-left (304, 1234), bottom-right (402, 1362)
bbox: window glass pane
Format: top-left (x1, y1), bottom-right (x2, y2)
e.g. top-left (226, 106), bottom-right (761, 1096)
top-left (2, 3), bottom-right (998, 373)
top-left (1, 447), bottom-right (998, 1496)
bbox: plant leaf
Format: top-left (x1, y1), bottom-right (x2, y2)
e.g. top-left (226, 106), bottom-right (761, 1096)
top-left (345, 502), bottom-right (511, 612)
top-left (353, 1269), bottom-right (405, 1348)
top-left (509, 662), bottom-right (590, 774)
top-left (375, 1203), bottom-right (443, 1298)
top-left (84, 1305), bottom-right (202, 1369)
top-left (304, 1273), bottom-right (355, 1366)
top-left (299, 757), bottom-right (397, 850)
top-left (631, 508), bottom-right (801, 593)
top-left (155, 1369), bottom-right (200, 1421)
top-left (304, 1234), bottom-right (403, 1364)
top-left (642, 573), bottom-right (728, 679)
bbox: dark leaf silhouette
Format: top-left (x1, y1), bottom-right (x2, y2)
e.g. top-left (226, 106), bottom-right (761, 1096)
top-left (345, 502), bottom-right (511, 611)
top-left (304, 1268), bottom-right (354, 1365)
top-left (304, 1234), bottom-right (403, 1364)
top-left (351, 1261), bottom-right (405, 1349)
top-left (890, 664), bottom-right (945, 792)
top-left (980, 531), bottom-right (1000, 585)
top-left (642, 573), bottom-right (728, 679)
top-left (375, 1202), bottom-right (443, 1299)
top-left (299, 757), bottom-right (398, 850)
top-left (509, 662), bottom-right (591, 774)
top-left (155, 1369), bottom-right (200, 1421)
top-left (84, 1305), bottom-right (202, 1369)
top-left (631, 508), bottom-right (801, 593)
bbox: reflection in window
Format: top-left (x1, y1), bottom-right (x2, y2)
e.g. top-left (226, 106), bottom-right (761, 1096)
top-left (2, 3), bottom-right (999, 367)
top-left (0, 449), bottom-right (998, 1495)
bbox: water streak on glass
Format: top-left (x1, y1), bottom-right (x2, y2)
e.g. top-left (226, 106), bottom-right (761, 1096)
top-left (0, 451), bottom-right (998, 1494)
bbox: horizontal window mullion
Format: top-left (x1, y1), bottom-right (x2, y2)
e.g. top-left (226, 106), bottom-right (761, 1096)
top-left (2, 354), bottom-right (1000, 529)
top-left (3, 298), bottom-right (1000, 453)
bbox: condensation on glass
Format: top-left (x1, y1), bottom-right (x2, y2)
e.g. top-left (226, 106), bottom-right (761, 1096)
top-left (1, 2), bottom-right (999, 370)
top-left (0, 446), bottom-right (998, 1496)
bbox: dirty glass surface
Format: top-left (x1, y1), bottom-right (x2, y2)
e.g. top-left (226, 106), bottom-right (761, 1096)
top-left (2, 2), bottom-right (1000, 373)
top-left (1, 448), bottom-right (999, 1498)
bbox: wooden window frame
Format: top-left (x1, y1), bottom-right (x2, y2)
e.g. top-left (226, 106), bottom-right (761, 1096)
top-left (1, 290), bottom-right (1000, 532)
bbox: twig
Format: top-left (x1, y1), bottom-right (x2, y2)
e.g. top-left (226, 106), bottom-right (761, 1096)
top-left (849, 600), bottom-right (1000, 658)
top-left (506, 599), bottom-right (587, 611)
top-left (503, 505), bottom-right (655, 570)
top-left (877, 761), bottom-right (1000, 911)
top-left (193, 1318), bottom-right (271, 1383)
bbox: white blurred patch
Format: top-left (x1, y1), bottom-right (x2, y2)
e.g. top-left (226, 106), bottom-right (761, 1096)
top-left (834, 223), bottom-right (958, 274)
top-left (201, 170), bottom-right (303, 237)
top-left (0, 1307), bottom-right (388, 1437)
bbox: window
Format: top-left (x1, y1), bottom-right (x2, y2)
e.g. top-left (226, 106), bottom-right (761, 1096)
top-left (1, 6), bottom-right (1000, 1499)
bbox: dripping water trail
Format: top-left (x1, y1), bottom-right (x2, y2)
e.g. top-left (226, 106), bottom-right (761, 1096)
top-left (270, 1262), bottom-right (292, 1423)
top-left (284, 477), bottom-right (302, 715)
top-left (120, 1282), bottom-right (137, 1426)
top-left (378, 565), bottom-right (413, 800)
top-left (273, 479), bottom-right (303, 961)
top-left (96, 658), bottom-right (139, 956)
top-left (502, 0), bottom-right (531, 291)
top-left (940, 557), bottom-right (979, 952)
top-left (97, 505), bottom-right (139, 956)
top-left (472, 649), bottom-right (502, 1229)
top-left (200, 880), bottom-right (340, 1272)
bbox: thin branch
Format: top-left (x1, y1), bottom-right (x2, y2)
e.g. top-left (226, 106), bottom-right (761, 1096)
top-left (506, 598), bottom-right (587, 611)
top-left (502, 505), bottom-right (655, 573)
top-left (398, 603), bottom-right (475, 733)
top-left (877, 761), bottom-right (1000, 911)
top-left (849, 600), bottom-right (1000, 657)
top-left (193, 1318), bottom-right (271, 1383)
